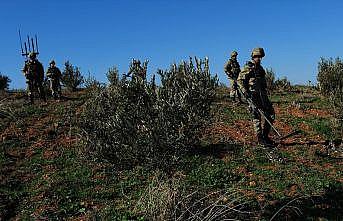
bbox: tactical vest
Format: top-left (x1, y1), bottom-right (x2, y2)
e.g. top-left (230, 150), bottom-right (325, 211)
top-left (230, 59), bottom-right (240, 77)
top-left (24, 60), bottom-right (44, 81)
top-left (46, 67), bottom-right (61, 79)
top-left (246, 62), bottom-right (267, 93)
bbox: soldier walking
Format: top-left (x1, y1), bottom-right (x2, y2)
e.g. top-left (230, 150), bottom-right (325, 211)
top-left (224, 51), bottom-right (242, 103)
top-left (22, 52), bottom-right (46, 104)
top-left (237, 48), bottom-right (275, 146)
top-left (46, 60), bottom-right (62, 99)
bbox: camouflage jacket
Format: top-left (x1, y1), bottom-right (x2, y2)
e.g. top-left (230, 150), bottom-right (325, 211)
top-left (22, 59), bottom-right (44, 81)
top-left (46, 67), bottom-right (62, 80)
top-left (224, 58), bottom-right (240, 79)
top-left (237, 61), bottom-right (268, 95)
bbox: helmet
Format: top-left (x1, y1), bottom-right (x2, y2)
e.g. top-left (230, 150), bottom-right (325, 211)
top-left (28, 52), bottom-right (36, 59)
top-left (231, 51), bottom-right (238, 57)
top-left (251, 48), bottom-right (265, 58)
top-left (49, 60), bottom-right (55, 65)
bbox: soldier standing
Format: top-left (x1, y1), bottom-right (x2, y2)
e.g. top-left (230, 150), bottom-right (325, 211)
top-left (46, 60), bottom-right (62, 99)
top-left (22, 52), bottom-right (46, 104)
top-left (237, 48), bottom-right (275, 146)
top-left (224, 51), bottom-right (242, 102)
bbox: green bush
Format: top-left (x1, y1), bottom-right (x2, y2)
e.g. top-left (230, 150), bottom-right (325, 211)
top-left (274, 76), bottom-right (291, 91)
top-left (106, 66), bottom-right (119, 86)
top-left (80, 57), bottom-right (218, 169)
top-left (265, 68), bottom-right (276, 93)
top-left (61, 61), bottom-right (84, 91)
top-left (317, 57), bottom-right (343, 138)
top-left (265, 68), bottom-right (291, 92)
top-left (0, 73), bottom-right (11, 91)
top-left (84, 72), bottom-right (102, 91)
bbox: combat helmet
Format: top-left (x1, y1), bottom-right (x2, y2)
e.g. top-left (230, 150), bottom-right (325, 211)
top-left (231, 51), bottom-right (238, 57)
top-left (251, 48), bottom-right (265, 58)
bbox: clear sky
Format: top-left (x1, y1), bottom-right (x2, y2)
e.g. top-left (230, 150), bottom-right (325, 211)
top-left (1, 0), bottom-right (343, 89)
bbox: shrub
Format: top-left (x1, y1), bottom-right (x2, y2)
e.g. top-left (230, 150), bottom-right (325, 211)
top-left (61, 61), bottom-right (84, 91)
top-left (317, 57), bottom-right (343, 138)
top-left (84, 72), bottom-right (102, 90)
top-left (0, 73), bottom-right (11, 91)
top-left (274, 77), bottom-right (291, 91)
top-left (80, 57), bottom-right (218, 169)
top-left (265, 68), bottom-right (276, 93)
top-left (134, 172), bottom-right (251, 221)
top-left (265, 68), bottom-right (291, 92)
top-left (106, 66), bottom-right (119, 86)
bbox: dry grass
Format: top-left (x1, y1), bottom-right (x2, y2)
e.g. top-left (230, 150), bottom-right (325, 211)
top-left (134, 172), bottom-right (254, 221)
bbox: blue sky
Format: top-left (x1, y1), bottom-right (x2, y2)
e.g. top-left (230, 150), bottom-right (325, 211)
top-left (1, 0), bottom-right (343, 89)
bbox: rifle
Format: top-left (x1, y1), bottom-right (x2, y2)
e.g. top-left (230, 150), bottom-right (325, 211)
top-left (238, 87), bottom-right (282, 137)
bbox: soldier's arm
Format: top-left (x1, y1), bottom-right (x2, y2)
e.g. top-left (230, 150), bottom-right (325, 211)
top-left (22, 63), bottom-right (28, 74)
top-left (224, 60), bottom-right (232, 76)
top-left (237, 63), bottom-right (252, 95)
top-left (46, 68), bottom-right (52, 78)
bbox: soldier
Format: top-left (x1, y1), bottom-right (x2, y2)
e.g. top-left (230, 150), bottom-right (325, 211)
top-left (237, 48), bottom-right (275, 146)
top-left (224, 51), bottom-right (242, 102)
top-left (22, 52), bottom-right (46, 104)
top-left (46, 60), bottom-right (62, 99)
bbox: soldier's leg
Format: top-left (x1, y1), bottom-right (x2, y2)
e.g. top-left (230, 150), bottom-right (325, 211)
top-left (253, 112), bottom-right (263, 141)
top-left (37, 81), bottom-right (47, 102)
top-left (26, 80), bottom-right (34, 104)
top-left (56, 81), bottom-right (62, 98)
top-left (262, 99), bottom-right (275, 143)
top-left (53, 80), bottom-right (61, 99)
top-left (251, 93), bottom-right (267, 144)
top-left (233, 80), bottom-right (242, 102)
top-left (249, 104), bottom-right (263, 143)
top-left (50, 80), bottom-right (57, 99)
top-left (229, 78), bottom-right (236, 101)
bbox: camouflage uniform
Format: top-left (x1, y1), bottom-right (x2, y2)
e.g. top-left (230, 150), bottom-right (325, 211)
top-left (46, 60), bottom-right (62, 99)
top-left (22, 53), bottom-right (46, 103)
top-left (237, 48), bottom-right (275, 144)
top-left (224, 51), bottom-right (241, 102)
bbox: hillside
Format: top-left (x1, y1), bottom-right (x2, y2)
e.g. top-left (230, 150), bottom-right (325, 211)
top-left (0, 87), bottom-right (342, 220)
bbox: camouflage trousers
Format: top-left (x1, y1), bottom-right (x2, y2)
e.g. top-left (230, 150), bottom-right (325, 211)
top-left (26, 78), bottom-right (46, 103)
top-left (249, 91), bottom-right (275, 138)
top-left (229, 78), bottom-right (241, 101)
top-left (49, 79), bottom-right (61, 99)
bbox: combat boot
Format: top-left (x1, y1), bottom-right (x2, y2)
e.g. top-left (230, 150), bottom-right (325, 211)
top-left (257, 134), bottom-right (266, 145)
top-left (263, 135), bottom-right (274, 146)
top-left (257, 134), bottom-right (274, 147)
